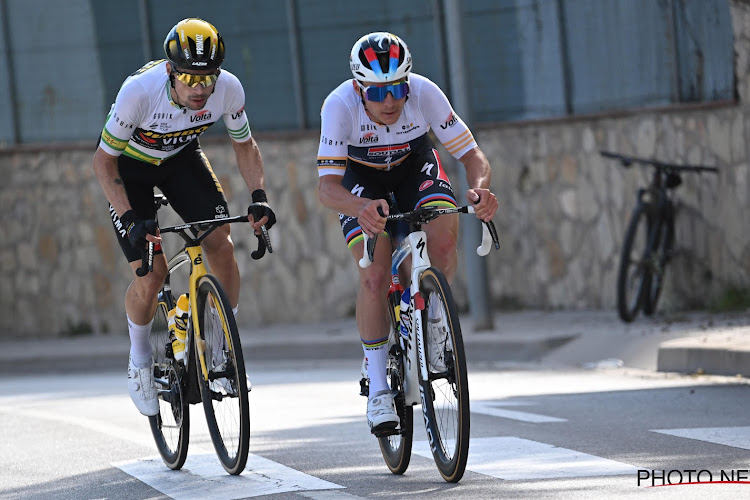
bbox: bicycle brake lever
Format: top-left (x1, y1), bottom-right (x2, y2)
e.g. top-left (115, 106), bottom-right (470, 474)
top-left (359, 232), bottom-right (378, 269)
top-left (250, 226), bottom-right (269, 260)
top-left (468, 206), bottom-right (500, 255)
top-left (135, 242), bottom-right (154, 277)
top-left (260, 224), bottom-right (273, 254)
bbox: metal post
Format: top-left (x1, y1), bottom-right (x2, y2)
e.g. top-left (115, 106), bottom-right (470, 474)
top-left (138, 0), bottom-right (152, 62)
top-left (442, 0), bottom-right (493, 330)
top-left (0, 0), bottom-right (19, 144)
top-left (286, 0), bottom-right (307, 129)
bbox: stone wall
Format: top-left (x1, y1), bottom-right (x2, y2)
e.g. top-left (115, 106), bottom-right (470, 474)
top-left (1, 1), bottom-right (749, 338)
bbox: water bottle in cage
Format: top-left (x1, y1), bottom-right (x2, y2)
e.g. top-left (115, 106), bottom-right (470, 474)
top-left (399, 286), bottom-right (411, 340)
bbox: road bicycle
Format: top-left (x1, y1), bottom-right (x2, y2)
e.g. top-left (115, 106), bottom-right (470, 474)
top-left (600, 151), bottom-right (717, 323)
top-left (359, 200), bottom-right (499, 483)
top-left (139, 195), bottom-right (272, 475)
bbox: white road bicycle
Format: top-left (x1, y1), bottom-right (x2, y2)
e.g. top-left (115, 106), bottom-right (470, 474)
top-left (359, 201), bottom-right (499, 483)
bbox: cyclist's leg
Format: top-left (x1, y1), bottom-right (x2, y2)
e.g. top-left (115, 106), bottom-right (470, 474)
top-left (340, 163), bottom-right (399, 432)
top-left (110, 156), bottom-right (170, 416)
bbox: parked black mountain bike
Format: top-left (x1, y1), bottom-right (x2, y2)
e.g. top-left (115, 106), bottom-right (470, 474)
top-left (600, 151), bottom-right (718, 322)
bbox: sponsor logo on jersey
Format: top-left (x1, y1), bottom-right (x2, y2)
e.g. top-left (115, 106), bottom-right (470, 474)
top-left (113, 112), bottom-right (134, 129)
top-left (440, 112), bottom-right (459, 129)
top-left (317, 158), bottom-right (347, 167)
top-left (132, 124), bottom-right (213, 149)
top-left (231, 107), bottom-right (245, 120)
top-left (398, 122), bottom-right (419, 134)
top-left (367, 143), bottom-right (411, 157)
top-left (190, 110), bottom-right (212, 123)
top-left (321, 135), bottom-right (344, 146)
top-left (360, 124), bottom-right (378, 132)
top-left (419, 180), bottom-right (434, 191)
top-left (359, 132), bottom-right (378, 144)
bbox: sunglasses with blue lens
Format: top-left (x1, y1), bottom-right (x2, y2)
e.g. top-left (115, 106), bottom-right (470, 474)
top-left (358, 81), bottom-right (409, 102)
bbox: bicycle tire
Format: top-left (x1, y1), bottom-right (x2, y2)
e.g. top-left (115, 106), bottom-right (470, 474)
top-left (643, 215), bottom-right (674, 316)
top-left (195, 274), bottom-right (250, 475)
top-left (378, 334), bottom-right (414, 474)
top-left (418, 267), bottom-right (469, 483)
top-left (148, 298), bottom-right (190, 470)
top-left (616, 204), bottom-right (652, 322)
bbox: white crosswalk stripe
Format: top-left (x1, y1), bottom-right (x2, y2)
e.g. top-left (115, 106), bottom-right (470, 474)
top-left (651, 426), bottom-right (750, 450)
top-left (472, 400), bottom-right (567, 422)
top-left (413, 437), bottom-right (638, 480)
top-left (114, 453), bottom-right (345, 500)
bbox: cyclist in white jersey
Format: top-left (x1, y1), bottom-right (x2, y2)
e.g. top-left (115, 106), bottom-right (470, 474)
top-left (317, 32), bottom-right (498, 434)
top-left (93, 18), bottom-right (276, 417)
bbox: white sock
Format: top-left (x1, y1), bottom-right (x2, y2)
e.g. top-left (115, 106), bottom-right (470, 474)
top-left (128, 315), bottom-right (154, 368)
top-left (362, 338), bottom-right (389, 395)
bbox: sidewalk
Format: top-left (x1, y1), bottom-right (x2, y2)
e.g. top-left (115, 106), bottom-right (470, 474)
top-left (0, 310), bottom-right (748, 377)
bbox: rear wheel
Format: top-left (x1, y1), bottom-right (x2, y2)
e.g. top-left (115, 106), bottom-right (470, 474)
top-left (378, 333), bottom-right (413, 474)
top-left (418, 267), bottom-right (469, 483)
top-left (617, 205), bottom-right (652, 322)
top-left (195, 275), bottom-right (250, 475)
top-left (148, 297), bottom-right (190, 470)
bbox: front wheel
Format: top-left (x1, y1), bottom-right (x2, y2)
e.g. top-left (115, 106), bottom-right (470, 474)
top-left (418, 267), bottom-right (470, 483)
top-left (195, 274), bottom-right (250, 475)
top-left (148, 297), bottom-right (190, 470)
top-left (617, 204), bottom-right (652, 322)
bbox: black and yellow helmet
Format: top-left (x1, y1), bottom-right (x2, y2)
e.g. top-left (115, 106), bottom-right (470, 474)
top-left (163, 18), bottom-right (225, 71)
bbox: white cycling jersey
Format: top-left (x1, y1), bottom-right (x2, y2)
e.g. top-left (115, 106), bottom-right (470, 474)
top-left (316, 73), bottom-right (477, 176)
top-left (99, 60), bottom-right (251, 165)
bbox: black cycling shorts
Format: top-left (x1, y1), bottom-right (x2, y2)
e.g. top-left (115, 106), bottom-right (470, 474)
top-left (109, 140), bottom-right (229, 263)
top-left (339, 136), bottom-right (457, 249)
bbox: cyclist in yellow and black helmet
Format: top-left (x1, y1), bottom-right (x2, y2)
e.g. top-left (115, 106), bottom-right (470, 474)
top-left (93, 18), bottom-right (276, 417)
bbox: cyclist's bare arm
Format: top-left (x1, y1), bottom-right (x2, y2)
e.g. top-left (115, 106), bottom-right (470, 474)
top-left (318, 174), bottom-right (388, 238)
top-left (457, 146), bottom-right (498, 222)
top-left (93, 147), bottom-right (132, 217)
top-left (92, 147), bottom-right (161, 246)
top-left (232, 136), bottom-right (270, 230)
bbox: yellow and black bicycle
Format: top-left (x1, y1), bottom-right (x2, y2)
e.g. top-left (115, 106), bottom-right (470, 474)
top-left (140, 195), bottom-right (271, 475)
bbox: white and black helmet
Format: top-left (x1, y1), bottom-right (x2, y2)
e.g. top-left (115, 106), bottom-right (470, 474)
top-left (350, 32), bottom-right (412, 83)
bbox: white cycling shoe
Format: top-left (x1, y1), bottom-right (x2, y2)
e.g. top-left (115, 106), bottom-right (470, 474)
top-left (127, 356), bottom-right (159, 416)
top-left (367, 391), bottom-right (399, 433)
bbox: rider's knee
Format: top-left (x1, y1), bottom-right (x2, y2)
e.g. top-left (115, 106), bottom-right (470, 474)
top-left (203, 229), bottom-right (235, 257)
top-left (428, 234), bottom-right (458, 262)
top-left (359, 266), bottom-right (390, 296)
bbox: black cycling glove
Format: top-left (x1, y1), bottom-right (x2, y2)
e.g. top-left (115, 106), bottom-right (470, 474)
top-left (120, 210), bottom-right (158, 249)
top-left (247, 189), bottom-right (276, 230)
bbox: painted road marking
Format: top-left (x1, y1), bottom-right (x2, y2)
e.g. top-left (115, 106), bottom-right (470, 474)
top-left (472, 400), bottom-right (567, 423)
top-left (114, 453), bottom-right (344, 500)
top-left (651, 426), bottom-right (750, 450)
top-left (413, 437), bottom-right (637, 480)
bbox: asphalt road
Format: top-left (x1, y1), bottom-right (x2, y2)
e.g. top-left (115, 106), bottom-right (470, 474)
top-left (2, 351), bottom-right (750, 499)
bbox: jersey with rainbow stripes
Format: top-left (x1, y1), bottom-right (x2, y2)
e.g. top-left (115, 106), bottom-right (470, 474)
top-left (99, 60), bottom-right (251, 166)
top-left (317, 73), bottom-right (477, 176)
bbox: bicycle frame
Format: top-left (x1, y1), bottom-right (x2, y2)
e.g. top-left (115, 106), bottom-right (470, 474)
top-left (360, 205), bottom-right (498, 406)
top-left (391, 230), bottom-right (430, 406)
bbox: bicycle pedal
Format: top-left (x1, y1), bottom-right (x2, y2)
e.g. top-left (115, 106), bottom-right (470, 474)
top-left (359, 377), bottom-right (369, 397)
top-left (372, 424), bottom-right (399, 438)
